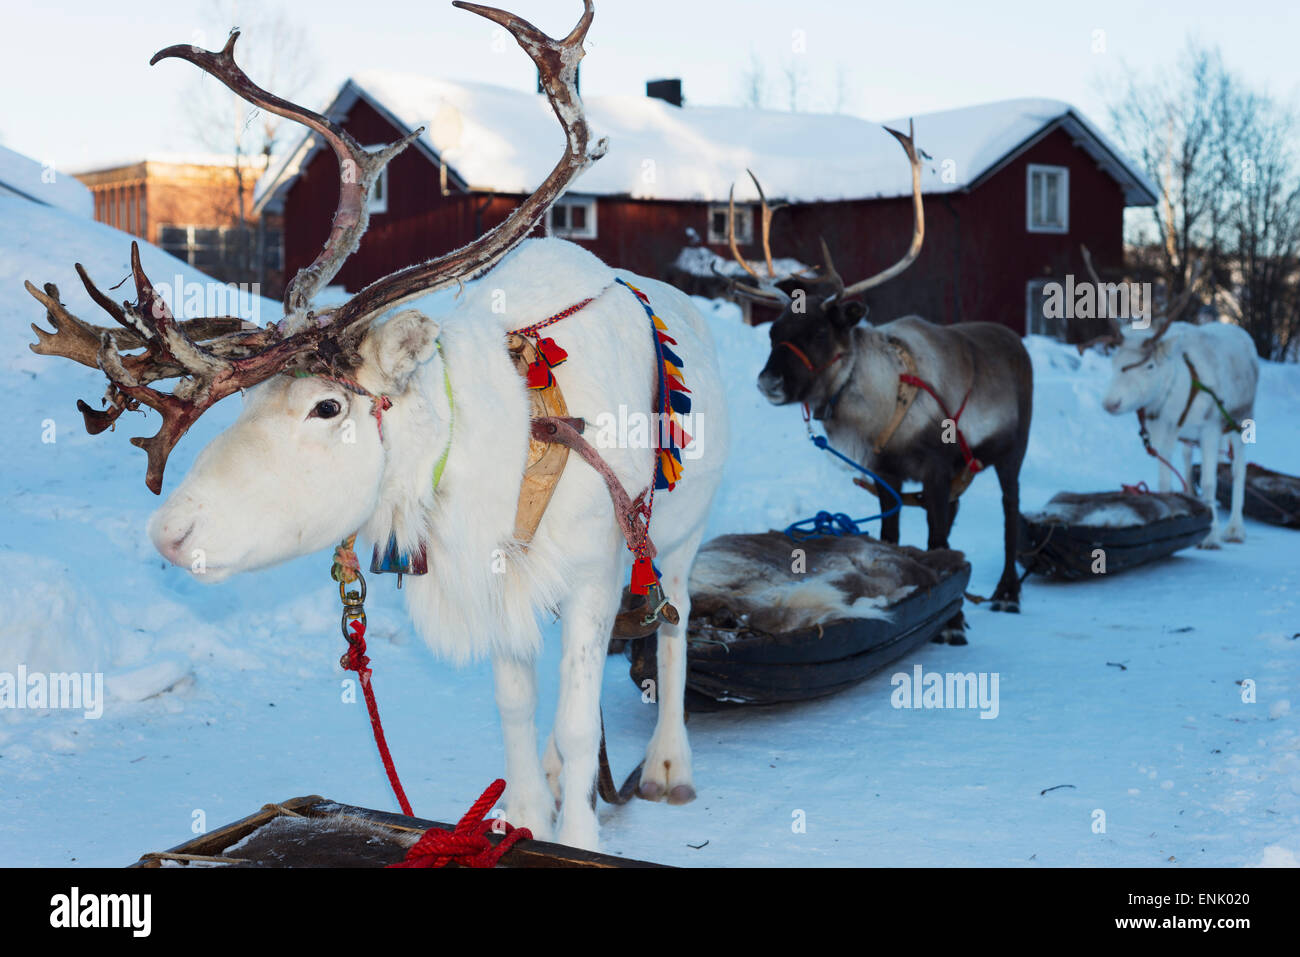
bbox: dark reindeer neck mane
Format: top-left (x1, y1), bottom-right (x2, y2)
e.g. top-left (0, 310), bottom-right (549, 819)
top-left (820, 323), bottom-right (906, 460)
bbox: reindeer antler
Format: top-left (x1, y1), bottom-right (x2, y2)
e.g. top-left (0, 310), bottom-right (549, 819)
top-left (27, 0), bottom-right (605, 494)
top-left (820, 121), bottom-right (923, 303)
top-left (1074, 244), bottom-right (1204, 357)
top-left (713, 170), bottom-right (793, 307)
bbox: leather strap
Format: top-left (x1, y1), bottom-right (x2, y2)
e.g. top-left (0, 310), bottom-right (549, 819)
top-left (1176, 354), bottom-right (1200, 429)
top-left (872, 337), bottom-right (920, 454)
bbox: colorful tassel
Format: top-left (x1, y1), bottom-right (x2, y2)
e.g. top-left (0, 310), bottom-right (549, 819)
top-left (535, 337), bottom-right (568, 367)
top-left (525, 360), bottom-right (554, 390)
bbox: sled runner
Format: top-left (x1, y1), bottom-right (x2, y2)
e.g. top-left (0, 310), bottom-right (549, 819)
top-left (1191, 462), bottom-right (1300, 529)
top-left (1017, 490), bottom-right (1212, 580)
top-left (130, 795), bottom-right (662, 868)
top-left (622, 531), bottom-right (970, 710)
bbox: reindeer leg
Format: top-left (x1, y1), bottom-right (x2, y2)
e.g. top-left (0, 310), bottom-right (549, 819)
top-left (552, 557), bottom-right (623, 851)
top-left (638, 527), bottom-right (705, 805)
top-left (876, 470), bottom-right (902, 545)
top-left (1196, 427), bottom-right (1223, 548)
top-left (491, 651), bottom-right (555, 840)
top-left (1225, 430), bottom-right (1247, 543)
top-left (924, 474), bottom-right (966, 645)
top-left (989, 456), bottom-right (1023, 614)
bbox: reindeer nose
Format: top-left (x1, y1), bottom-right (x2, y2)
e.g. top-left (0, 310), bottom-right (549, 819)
top-left (757, 371), bottom-right (785, 404)
top-left (1103, 398), bottom-right (1121, 414)
top-left (153, 520), bottom-right (195, 566)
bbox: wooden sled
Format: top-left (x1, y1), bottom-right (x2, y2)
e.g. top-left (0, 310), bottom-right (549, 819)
top-left (130, 795), bottom-right (663, 868)
top-left (623, 531), bottom-right (971, 711)
top-left (1018, 490), bottom-right (1212, 581)
top-left (1191, 462), bottom-right (1300, 529)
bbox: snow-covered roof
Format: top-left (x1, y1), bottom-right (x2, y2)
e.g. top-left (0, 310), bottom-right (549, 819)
top-left (255, 78), bottom-right (1157, 212)
top-left (0, 144), bottom-right (92, 217)
top-left (70, 152), bottom-right (260, 175)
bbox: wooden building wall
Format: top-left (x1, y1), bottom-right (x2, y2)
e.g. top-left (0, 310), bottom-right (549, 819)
top-left (283, 102), bottom-right (1130, 336)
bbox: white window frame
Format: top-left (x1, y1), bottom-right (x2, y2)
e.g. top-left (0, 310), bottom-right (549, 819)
top-left (547, 195), bottom-right (597, 239)
top-left (707, 203), bottom-right (753, 245)
top-left (1025, 278), bottom-right (1065, 338)
top-left (364, 144), bottom-right (389, 214)
top-left (1026, 163), bottom-right (1068, 234)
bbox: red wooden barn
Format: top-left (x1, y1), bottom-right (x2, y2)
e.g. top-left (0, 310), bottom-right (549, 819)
top-left (254, 76), bottom-right (1156, 336)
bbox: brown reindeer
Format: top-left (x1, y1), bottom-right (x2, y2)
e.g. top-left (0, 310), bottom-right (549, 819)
top-left (722, 124), bottom-right (1033, 641)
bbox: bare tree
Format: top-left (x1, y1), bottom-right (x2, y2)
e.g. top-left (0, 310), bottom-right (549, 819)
top-left (782, 58), bottom-right (805, 112)
top-left (1107, 40), bottom-right (1300, 359)
top-left (1220, 89), bottom-right (1300, 359)
top-left (738, 51), bottom-right (767, 109)
top-left (183, 0), bottom-right (316, 281)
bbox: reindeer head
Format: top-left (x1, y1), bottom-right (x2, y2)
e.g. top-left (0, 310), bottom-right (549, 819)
top-left (1074, 246), bottom-right (1202, 416)
top-left (719, 124), bottom-right (924, 415)
top-left (28, 1), bottom-right (605, 581)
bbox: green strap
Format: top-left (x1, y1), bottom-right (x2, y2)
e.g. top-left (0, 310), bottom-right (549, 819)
top-left (1184, 355), bottom-right (1242, 433)
top-left (431, 340), bottom-right (454, 492)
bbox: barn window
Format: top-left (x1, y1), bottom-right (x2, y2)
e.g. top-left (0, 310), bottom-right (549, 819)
top-left (1027, 164), bottom-right (1068, 233)
top-left (548, 196), bottom-right (597, 239)
top-left (364, 145), bottom-right (389, 214)
top-left (1025, 279), bottom-right (1065, 338)
top-left (708, 204), bottom-right (753, 245)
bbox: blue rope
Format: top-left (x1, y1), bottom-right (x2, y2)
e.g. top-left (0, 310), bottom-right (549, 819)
top-left (784, 433), bottom-right (904, 541)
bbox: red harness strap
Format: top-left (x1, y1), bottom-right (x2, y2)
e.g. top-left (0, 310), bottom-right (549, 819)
top-left (899, 373), bottom-right (984, 475)
top-left (1136, 409), bottom-right (1190, 493)
top-left (781, 340), bottom-right (845, 375)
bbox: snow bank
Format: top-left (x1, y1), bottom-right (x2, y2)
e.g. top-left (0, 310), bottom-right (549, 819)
top-left (0, 144), bottom-right (92, 218)
top-left (0, 201), bottom-right (1296, 866)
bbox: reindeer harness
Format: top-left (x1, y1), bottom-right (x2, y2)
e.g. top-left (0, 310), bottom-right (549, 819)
top-left (803, 336), bottom-right (983, 507)
top-left (335, 278), bottom-right (690, 636)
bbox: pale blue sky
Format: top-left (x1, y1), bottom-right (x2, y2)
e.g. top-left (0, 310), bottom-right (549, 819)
top-left (4, 0), bottom-right (1295, 171)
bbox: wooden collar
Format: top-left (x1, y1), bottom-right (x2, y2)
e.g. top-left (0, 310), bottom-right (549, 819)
top-left (871, 337), bottom-right (920, 454)
top-left (506, 333), bottom-right (573, 546)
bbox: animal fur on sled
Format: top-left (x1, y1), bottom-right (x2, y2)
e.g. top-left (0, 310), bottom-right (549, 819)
top-left (1027, 491), bottom-right (1206, 529)
top-left (687, 531), bottom-right (967, 636)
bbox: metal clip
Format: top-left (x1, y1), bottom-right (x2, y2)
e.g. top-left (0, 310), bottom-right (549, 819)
top-left (639, 582), bottom-right (681, 629)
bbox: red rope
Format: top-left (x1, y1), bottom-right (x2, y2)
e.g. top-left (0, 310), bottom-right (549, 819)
top-left (389, 779), bottom-right (533, 869)
top-left (899, 373), bottom-right (984, 475)
top-left (340, 618), bottom-right (414, 817)
top-left (1136, 410), bottom-right (1190, 493)
top-left (511, 297), bottom-right (596, 338)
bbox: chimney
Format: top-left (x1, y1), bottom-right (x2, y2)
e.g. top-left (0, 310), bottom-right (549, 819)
top-left (646, 78), bottom-right (683, 108)
top-left (538, 65), bottom-right (580, 95)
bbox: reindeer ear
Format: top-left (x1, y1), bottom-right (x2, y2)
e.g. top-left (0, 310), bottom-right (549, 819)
top-left (370, 310), bottom-right (440, 391)
top-left (831, 300), bottom-right (867, 329)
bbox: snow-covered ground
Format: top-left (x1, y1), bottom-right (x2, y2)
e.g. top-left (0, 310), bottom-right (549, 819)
top-left (1, 192), bottom-right (1297, 867)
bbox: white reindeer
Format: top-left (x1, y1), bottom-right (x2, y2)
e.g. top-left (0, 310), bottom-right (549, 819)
top-left (27, 1), bottom-right (726, 851)
top-left (1081, 250), bottom-right (1259, 547)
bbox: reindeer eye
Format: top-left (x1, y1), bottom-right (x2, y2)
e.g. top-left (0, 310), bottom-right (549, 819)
top-left (311, 399), bottom-right (342, 420)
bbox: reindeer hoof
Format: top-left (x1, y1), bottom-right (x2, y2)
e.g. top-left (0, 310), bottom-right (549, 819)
top-left (989, 599), bottom-right (1020, 614)
top-left (667, 785), bottom-right (697, 806)
top-left (939, 624), bottom-right (968, 645)
top-left (637, 781), bottom-right (664, 802)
